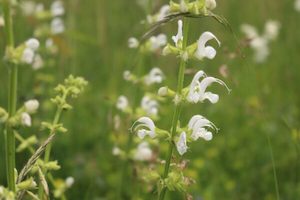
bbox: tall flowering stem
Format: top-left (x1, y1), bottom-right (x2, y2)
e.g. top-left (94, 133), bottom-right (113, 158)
top-left (3, 0), bottom-right (17, 192)
top-left (158, 17), bottom-right (190, 200)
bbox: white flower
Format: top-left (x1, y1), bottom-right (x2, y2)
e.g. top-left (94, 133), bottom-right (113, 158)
top-left (26, 38), bottom-right (40, 51)
top-left (188, 115), bottom-right (217, 141)
top-left (116, 96), bottom-right (129, 111)
top-left (32, 54), bottom-right (44, 70)
top-left (195, 32), bottom-right (220, 60)
top-left (112, 146), bottom-right (121, 156)
top-left (134, 142), bottom-right (153, 161)
top-left (21, 48), bottom-right (35, 64)
top-left (21, 113), bottom-right (32, 127)
top-left (123, 70), bottom-right (132, 81)
top-left (241, 24), bottom-right (258, 39)
top-left (149, 34), bottom-right (167, 51)
top-left (128, 37), bottom-right (139, 48)
top-left (156, 5), bottom-right (170, 21)
top-left (176, 132), bottom-right (188, 155)
top-left (187, 70), bottom-right (230, 104)
top-left (172, 20), bottom-right (183, 47)
top-left (263, 20), bottom-right (280, 41)
top-left (35, 3), bottom-right (45, 13)
top-left (51, 1), bottom-right (65, 17)
top-left (133, 117), bottom-right (156, 139)
top-left (295, 0), bottom-right (300, 11)
top-left (51, 18), bottom-right (65, 34)
top-left (205, 0), bottom-right (217, 10)
top-left (0, 16), bottom-right (5, 27)
top-left (250, 37), bottom-right (269, 63)
top-left (65, 177), bottom-right (74, 188)
top-left (144, 68), bottom-right (164, 85)
top-left (20, 1), bottom-right (36, 16)
top-left (141, 96), bottom-right (159, 117)
top-left (24, 99), bottom-right (39, 114)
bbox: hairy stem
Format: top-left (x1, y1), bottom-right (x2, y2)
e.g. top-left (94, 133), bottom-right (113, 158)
top-left (3, 0), bottom-right (17, 192)
top-left (158, 17), bottom-right (190, 200)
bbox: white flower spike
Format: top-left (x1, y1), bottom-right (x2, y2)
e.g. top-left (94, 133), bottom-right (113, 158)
top-left (133, 117), bottom-right (156, 139)
top-left (24, 99), bottom-right (39, 114)
top-left (188, 115), bottom-right (217, 141)
top-left (187, 70), bottom-right (230, 104)
top-left (195, 32), bottom-right (220, 60)
top-left (172, 20), bottom-right (183, 47)
top-left (176, 132), bottom-right (188, 155)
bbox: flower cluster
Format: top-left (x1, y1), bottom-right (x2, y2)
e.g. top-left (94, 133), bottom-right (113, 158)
top-left (169, 0), bottom-right (217, 15)
top-left (241, 20), bottom-right (281, 63)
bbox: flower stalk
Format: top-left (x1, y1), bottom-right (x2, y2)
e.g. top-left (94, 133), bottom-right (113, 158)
top-left (158, 17), bottom-right (190, 200)
top-left (3, 0), bottom-right (17, 192)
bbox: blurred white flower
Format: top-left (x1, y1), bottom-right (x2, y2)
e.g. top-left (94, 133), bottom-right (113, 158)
top-left (128, 37), bottom-right (139, 48)
top-left (206, 0), bottom-right (217, 10)
top-left (188, 115), bottom-right (217, 141)
top-left (32, 54), bottom-right (44, 70)
top-left (147, 4), bottom-right (170, 24)
top-left (20, 1), bottom-right (36, 16)
top-left (113, 115), bottom-right (121, 130)
top-left (264, 20), bottom-right (281, 41)
top-left (116, 95), bottom-right (129, 112)
top-left (51, 1), bottom-right (65, 17)
top-left (195, 32), bottom-right (220, 60)
top-left (21, 113), bottom-right (32, 127)
top-left (65, 177), bottom-right (74, 188)
top-left (35, 3), bottom-right (45, 13)
top-left (241, 21), bottom-right (280, 63)
top-left (241, 24), bottom-right (259, 39)
top-left (133, 117), bottom-right (156, 139)
top-left (172, 20), bottom-right (183, 47)
top-left (134, 142), bottom-right (153, 161)
top-left (144, 67), bottom-right (164, 85)
top-left (176, 132), bottom-right (187, 155)
top-left (112, 146), bottom-right (121, 156)
top-left (22, 38), bottom-right (40, 64)
top-left (149, 34), bottom-right (167, 51)
top-left (0, 16), bottom-right (4, 27)
top-left (51, 18), bottom-right (65, 34)
top-left (158, 86), bottom-right (168, 96)
top-left (123, 70), bottom-right (132, 81)
top-left (141, 96), bottom-right (158, 117)
top-left (21, 48), bottom-right (35, 64)
top-left (187, 70), bottom-right (230, 104)
top-left (26, 38), bottom-right (40, 51)
top-left (295, 0), bottom-right (300, 11)
top-left (24, 99), bottom-right (39, 114)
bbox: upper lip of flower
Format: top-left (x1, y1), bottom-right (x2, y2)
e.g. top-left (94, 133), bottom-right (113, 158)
top-left (187, 70), bottom-right (230, 104)
top-left (133, 117), bottom-right (156, 139)
top-left (195, 32), bottom-right (221, 60)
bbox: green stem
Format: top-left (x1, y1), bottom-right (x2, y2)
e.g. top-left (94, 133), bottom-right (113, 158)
top-left (38, 103), bottom-right (64, 199)
top-left (158, 17), bottom-right (190, 200)
top-left (3, 0), bottom-right (17, 192)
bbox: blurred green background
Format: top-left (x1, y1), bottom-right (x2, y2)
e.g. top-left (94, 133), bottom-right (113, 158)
top-left (0, 0), bottom-right (299, 199)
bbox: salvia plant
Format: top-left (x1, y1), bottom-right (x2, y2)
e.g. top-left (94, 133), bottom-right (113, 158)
top-left (126, 0), bottom-right (230, 200)
top-left (0, 0), bottom-right (87, 199)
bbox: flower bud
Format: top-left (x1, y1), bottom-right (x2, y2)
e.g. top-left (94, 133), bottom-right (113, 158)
top-left (65, 177), bottom-right (75, 188)
top-left (21, 112), bottom-right (32, 127)
top-left (158, 87), bottom-right (168, 96)
top-left (128, 37), bottom-right (139, 48)
top-left (17, 177), bottom-right (37, 190)
top-left (205, 0), bottom-right (217, 10)
top-left (24, 99), bottom-right (39, 114)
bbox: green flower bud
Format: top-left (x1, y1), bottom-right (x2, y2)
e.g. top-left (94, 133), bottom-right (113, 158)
top-left (0, 107), bottom-right (8, 123)
top-left (16, 136), bottom-right (38, 153)
top-left (17, 177), bottom-right (37, 190)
